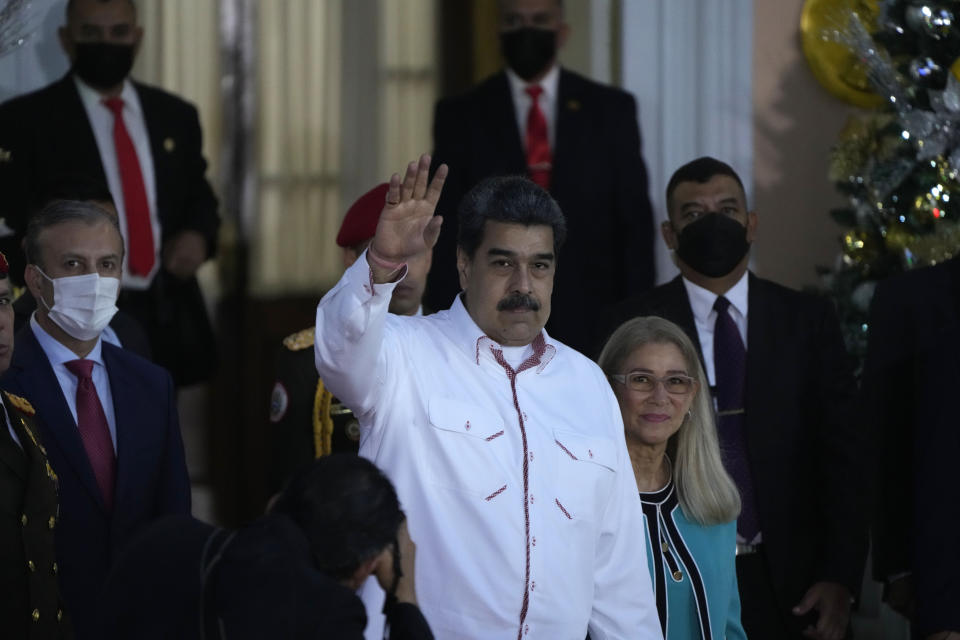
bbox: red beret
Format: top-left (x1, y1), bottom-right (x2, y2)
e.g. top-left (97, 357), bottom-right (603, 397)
top-left (336, 183), bottom-right (390, 248)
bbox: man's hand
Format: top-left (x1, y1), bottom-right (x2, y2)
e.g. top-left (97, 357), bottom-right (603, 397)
top-left (374, 519), bottom-right (418, 605)
top-left (883, 574), bottom-right (915, 618)
top-left (793, 581), bottom-right (851, 640)
top-left (162, 230), bottom-right (208, 279)
top-left (368, 154), bottom-right (447, 283)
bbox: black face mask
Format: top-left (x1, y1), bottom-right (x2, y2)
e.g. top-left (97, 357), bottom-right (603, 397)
top-left (72, 43), bottom-right (135, 91)
top-left (675, 212), bottom-right (750, 278)
top-left (500, 28), bottom-right (557, 81)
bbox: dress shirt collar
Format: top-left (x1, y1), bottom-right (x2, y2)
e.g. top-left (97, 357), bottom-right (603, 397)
top-left (505, 63), bottom-right (560, 107)
top-left (30, 312), bottom-right (105, 369)
top-left (682, 269), bottom-right (750, 323)
top-left (73, 74), bottom-right (144, 122)
top-left (448, 293), bottom-right (556, 372)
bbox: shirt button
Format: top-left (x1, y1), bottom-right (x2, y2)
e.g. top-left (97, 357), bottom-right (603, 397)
top-left (531, 581), bottom-right (536, 591)
top-left (525, 623), bottom-right (530, 635)
top-left (532, 536), bottom-right (536, 547)
top-left (529, 451), bottom-right (534, 461)
top-left (529, 494), bottom-right (534, 504)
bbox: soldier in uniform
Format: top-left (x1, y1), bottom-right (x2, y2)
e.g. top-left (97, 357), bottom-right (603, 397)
top-left (267, 184), bottom-right (433, 494)
top-left (0, 250), bottom-right (70, 639)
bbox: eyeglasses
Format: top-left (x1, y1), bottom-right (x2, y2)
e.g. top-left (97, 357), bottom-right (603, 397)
top-left (609, 372), bottom-right (698, 395)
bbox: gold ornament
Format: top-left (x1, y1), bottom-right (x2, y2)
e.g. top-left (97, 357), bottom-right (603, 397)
top-left (842, 229), bottom-right (880, 264)
top-left (802, 0), bottom-right (885, 108)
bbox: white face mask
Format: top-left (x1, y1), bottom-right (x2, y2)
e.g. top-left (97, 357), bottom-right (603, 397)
top-left (36, 269), bottom-right (120, 341)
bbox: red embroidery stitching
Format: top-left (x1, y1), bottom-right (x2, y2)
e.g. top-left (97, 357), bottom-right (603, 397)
top-left (555, 498), bottom-right (572, 520)
top-left (555, 439), bottom-right (578, 460)
top-left (485, 485), bottom-right (507, 501)
top-left (485, 430), bottom-right (505, 441)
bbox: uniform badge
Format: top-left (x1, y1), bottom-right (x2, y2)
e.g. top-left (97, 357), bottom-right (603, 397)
top-left (283, 327), bottom-right (315, 351)
top-left (269, 381), bottom-right (289, 423)
top-left (164, 137), bottom-right (176, 152)
top-left (5, 391), bottom-right (35, 415)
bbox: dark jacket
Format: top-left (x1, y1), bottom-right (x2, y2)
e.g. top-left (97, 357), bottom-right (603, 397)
top-left (103, 514), bottom-right (434, 640)
top-left (861, 256), bottom-right (960, 636)
top-left (0, 389), bottom-right (71, 639)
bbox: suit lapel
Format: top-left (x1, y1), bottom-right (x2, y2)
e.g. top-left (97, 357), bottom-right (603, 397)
top-left (553, 69), bottom-right (580, 194)
top-left (745, 274), bottom-right (776, 443)
top-left (661, 276), bottom-right (706, 370)
top-left (54, 75), bottom-right (110, 184)
top-left (11, 328), bottom-right (106, 510)
top-left (103, 345), bottom-right (135, 520)
top-left (488, 73), bottom-right (528, 175)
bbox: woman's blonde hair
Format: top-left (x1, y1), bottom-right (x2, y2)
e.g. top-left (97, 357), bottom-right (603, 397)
top-left (598, 316), bottom-right (741, 525)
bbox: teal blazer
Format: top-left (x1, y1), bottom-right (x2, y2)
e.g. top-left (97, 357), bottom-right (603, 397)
top-left (640, 481), bottom-right (747, 640)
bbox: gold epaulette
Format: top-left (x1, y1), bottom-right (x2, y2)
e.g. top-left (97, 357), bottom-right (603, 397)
top-left (4, 391), bottom-right (35, 416)
top-left (282, 327), bottom-right (316, 352)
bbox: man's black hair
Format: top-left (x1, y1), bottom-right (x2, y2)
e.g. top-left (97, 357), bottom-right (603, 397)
top-left (66, 0), bottom-right (136, 20)
top-left (457, 175), bottom-right (567, 259)
top-left (271, 454), bottom-right (404, 581)
top-left (665, 157), bottom-right (746, 215)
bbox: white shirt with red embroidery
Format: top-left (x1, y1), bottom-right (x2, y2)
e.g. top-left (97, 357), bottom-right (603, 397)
top-left (314, 252), bottom-right (661, 640)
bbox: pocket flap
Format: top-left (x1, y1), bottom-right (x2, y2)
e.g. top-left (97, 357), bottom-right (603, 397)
top-left (428, 397), bottom-right (504, 439)
top-left (553, 430), bottom-right (616, 471)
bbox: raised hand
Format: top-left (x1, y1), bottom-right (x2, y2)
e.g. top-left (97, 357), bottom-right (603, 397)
top-left (368, 154), bottom-right (447, 281)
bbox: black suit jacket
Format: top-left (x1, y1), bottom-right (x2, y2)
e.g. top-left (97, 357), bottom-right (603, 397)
top-left (0, 389), bottom-right (69, 639)
top-left (0, 326), bottom-right (191, 639)
top-left (0, 74), bottom-right (219, 384)
top-left (430, 69), bottom-right (655, 353)
top-left (861, 256), bottom-right (960, 636)
top-left (603, 274), bottom-right (866, 617)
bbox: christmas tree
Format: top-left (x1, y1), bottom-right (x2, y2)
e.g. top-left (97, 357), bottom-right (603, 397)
top-left (815, 1), bottom-right (960, 366)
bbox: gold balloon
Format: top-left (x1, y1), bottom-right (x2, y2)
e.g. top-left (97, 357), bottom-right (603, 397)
top-left (801, 0), bottom-right (885, 108)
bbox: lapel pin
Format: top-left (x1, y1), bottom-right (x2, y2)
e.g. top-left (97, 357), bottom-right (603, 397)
top-left (163, 137), bottom-right (176, 152)
top-left (566, 99), bottom-right (581, 111)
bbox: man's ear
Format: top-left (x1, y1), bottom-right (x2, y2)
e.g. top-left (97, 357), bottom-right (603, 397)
top-left (58, 26), bottom-right (75, 61)
top-left (24, 265), bottom-right (46, 304)
top-left (661, 220), bottom-right (678, 251)
top-left (557, 22), bottom-right (571, 49)
top-left (132, 26), bottom-right (144, 57)
top-left (746, 210), bottom-right (759, 243)
top-left (456, 247), bottom-right (470, 291)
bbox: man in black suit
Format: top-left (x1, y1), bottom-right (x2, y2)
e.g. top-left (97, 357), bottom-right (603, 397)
top-left (0, 0), bottom-right (220, 385)
top-left (1, 200), bottom-right (191, 640)
top-left (601, 157), bottom-right (865, 640)
top-left (428, 0), bottom-right (654, 353)
top-left (862, 255), bottom-right (960, 640)
top-left (0, 251), bottom-right (70, 639)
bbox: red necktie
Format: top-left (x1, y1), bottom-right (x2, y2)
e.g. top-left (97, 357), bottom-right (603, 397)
top-left (65, 359), bottom-right (115, 511)
top-left (103, 97), bottom-right (155, 277)
top-left (524, 85), bottom-right (551, 189)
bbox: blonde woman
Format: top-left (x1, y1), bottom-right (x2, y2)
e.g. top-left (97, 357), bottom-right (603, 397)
top-left (599, 316), bottom-right (746, 640)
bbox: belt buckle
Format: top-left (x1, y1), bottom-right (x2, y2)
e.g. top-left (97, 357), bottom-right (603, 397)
top-left (736, 542), bottom-right (760, 556)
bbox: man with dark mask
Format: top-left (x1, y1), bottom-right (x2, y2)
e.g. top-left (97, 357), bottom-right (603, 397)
top-left (428, 0), bottom-right (655, 354)
top-left (599, 157), bottom-right (866, 640)
top-left (0, 0), bottom-right (220, 386)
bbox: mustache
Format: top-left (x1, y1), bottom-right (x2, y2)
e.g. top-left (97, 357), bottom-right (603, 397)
top-left (497, 292), bottom-right (540, 312)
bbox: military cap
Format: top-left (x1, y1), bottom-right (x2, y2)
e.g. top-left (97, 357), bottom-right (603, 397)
top-left (335, 183), bottom-right (390, 248)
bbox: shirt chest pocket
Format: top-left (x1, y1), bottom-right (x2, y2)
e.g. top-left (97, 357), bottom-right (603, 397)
top-left (552, 430), bottom-right (617, 523)
top-left (425, 397), bottom-right (509, 499)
